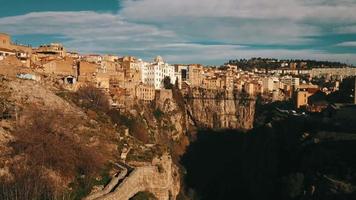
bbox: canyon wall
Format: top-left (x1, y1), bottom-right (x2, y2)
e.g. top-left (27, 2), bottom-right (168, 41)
top-left (184, 88), bottom-right (255, 130)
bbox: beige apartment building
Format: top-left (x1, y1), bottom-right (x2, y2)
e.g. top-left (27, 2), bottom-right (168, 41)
top-left (296, 87), bottom-right (319, 108)
top-left (188, 64), bottom-right (204, 87)
top-left (95, 73), bottom-right (110, 90)
top-left (202, 76), bottom-right (221, 90)
top-left (135, 84), bottom-right (156, 101)
top-left (78, 61), bottom-right (98, 82)
top-left (42, 57), bottom-right (76, 76)
top-left (0, 33), bottom-right (32, 54)
top-left (0, 33), bottom-right (32, 67)
top-left (35, 43), bottom-right (66, 58)
top-left (118, 56), bottom-right (142, 84)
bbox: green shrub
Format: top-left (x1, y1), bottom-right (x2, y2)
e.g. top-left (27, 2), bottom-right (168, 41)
top-left (153, 108), bottom-right (164, 119)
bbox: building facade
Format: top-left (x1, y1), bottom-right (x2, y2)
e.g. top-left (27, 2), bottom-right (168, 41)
top-left (143, 56), bottom-right (176, 89)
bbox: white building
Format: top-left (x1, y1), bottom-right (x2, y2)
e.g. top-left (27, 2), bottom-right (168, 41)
top-left (280, 76), bottom-right (300, 89)
top-left (262, 77), bottom-right (280, 92)
top-left (139, 59), bottom-right (149, 83)
top-left (262, 77), bottom-right (274, 92)
top-left (82, 54), bottom-right (103, 64)
top-left (142, 56), bottom-right (176, 89)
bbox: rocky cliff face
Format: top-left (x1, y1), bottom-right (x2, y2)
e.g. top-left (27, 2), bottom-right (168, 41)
top-left (0, 75), bottom-right (257, 200)
top-left (85, 154), bottom-right (180, 200)
top-left (184, 88), bottom-right (255, 130)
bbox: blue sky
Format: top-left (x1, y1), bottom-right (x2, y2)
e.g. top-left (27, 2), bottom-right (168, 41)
top-left (0, 0), bottom-right (355, 65)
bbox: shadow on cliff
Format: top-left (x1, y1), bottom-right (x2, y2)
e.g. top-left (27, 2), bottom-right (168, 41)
top-left (180, 113), bottom-right (356, 200)
top-left (180, 127), bottom-right (281, 200)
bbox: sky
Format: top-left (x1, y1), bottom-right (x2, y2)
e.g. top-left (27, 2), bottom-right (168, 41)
top-left (0, 0), bottom-right (355, 65)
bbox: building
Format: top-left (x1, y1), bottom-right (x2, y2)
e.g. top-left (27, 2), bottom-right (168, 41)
top-left (175, 65), bottom-right (188, 81)
top-left (0, 33), bottom-right (32, 65)
top-left (262, 77), bottom-right (275, 92)
top-left (174, 65), bottom-right (185, 89)
top-left (135, 84), bottom-right (156, 101)
top-left (66, 51), bottom-right (80, 59)
top-left (103, 55), bottom-right (119, 62)
top-left (202, 76), bottom-right (221, 90)
top-left (36, 43), bottom-right (66, 57)
top-left (118, 56), bottom-right (142, 84)
top-left (78, 61), bottom-right (98, 82)
top-left (119, 56), bottom-right (139, 76)
top-left (187, 64), bottom-right (204, 87)
top-left (310, 68), bottom-right (356, 78)
top-left (41, 57), bottom-right (76, 76)
top-left (143, 56), bottom-right (176, 89)
top-left (296, 87), bottom-right (319, 108)
top-left (290, 62), bottom-right (297, 70)
top-left (0, 56), bottom-right (27, 76)
top-left (100, 60), bottom-right (120, 75)
top-left (221, 74), bottom-right (234, 91)
top-left (281, 76), bottom-right (300, 89)
top-left (0, 33), bottom-right (12, 49)
top-left (82, 54), bottom-right (103, 64)
top-left (0, 47), bottom-right (15, 60)
top-left (95, 73), bottom-right (110, 90)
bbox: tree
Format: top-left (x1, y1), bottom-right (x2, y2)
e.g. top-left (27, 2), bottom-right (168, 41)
top-left (163, 76), bottom-right (173, 89)
top-left (76, 84), bottom-right (109, 112)
top-left (12, 107), bottom-right (104, 177)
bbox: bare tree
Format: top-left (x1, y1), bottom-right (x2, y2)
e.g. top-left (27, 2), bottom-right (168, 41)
top-left (4, 106), bottom-right (105, 199)
top-left (75, 85), bottom-right (109, 112)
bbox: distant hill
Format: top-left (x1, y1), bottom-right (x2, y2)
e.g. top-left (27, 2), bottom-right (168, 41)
top-left (226, 57), bottom-right (353, 70)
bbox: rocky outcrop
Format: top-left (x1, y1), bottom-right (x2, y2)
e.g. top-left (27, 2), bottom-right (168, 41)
top-left (90, 154), bottom-right (180, 200)
top-left (85, 164), bottom-right (128, 200)
top-left (184, 88), bottom-right (255, 130)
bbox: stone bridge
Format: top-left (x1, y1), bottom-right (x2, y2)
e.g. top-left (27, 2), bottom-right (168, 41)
top-left (84, 154), bottom-right (179, 200)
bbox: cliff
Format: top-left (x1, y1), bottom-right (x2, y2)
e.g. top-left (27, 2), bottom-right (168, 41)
top-left (0, 74), bottom-right (257, 200)
top-left (184, 88), bottom-right (255, 130)
top-left (89, 154), bottom-right (180, 200)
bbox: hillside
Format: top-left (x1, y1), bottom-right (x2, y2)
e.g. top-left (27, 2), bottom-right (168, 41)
top-left (0, 75), bottom-right (183, 200)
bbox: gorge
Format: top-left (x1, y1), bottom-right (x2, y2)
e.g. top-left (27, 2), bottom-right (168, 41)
top-left (180, 107), bottom-right (356, 200)
top-left (0, 77), bottom-right (257, 200)
top-left (2, 77), bottom-right (356, 200)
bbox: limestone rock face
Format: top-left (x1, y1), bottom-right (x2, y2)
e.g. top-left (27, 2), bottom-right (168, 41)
top-left (95, 154), bottom-right (180, 200)
top-left (154, 89), bottom-right (188, 141)
top-left (184, 88), bottom-right (255, 130)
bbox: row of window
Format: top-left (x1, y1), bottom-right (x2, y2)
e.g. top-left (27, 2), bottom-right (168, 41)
top-left (145, 78), bottom-right (162, 82)
top-left (0, 52), bottom-right (11, 56)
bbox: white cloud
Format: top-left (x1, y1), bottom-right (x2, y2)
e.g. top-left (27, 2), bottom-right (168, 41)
top-left (0, 11), bottom-right (181, 53)
top-left (0, 0), bottom-right (355, 64)
top-left (120, 0), bottom-right (356, 22)
top-left (336, 41), bottom-right (356, 47)
top-left (335, 25), bottom-right (356, 34)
